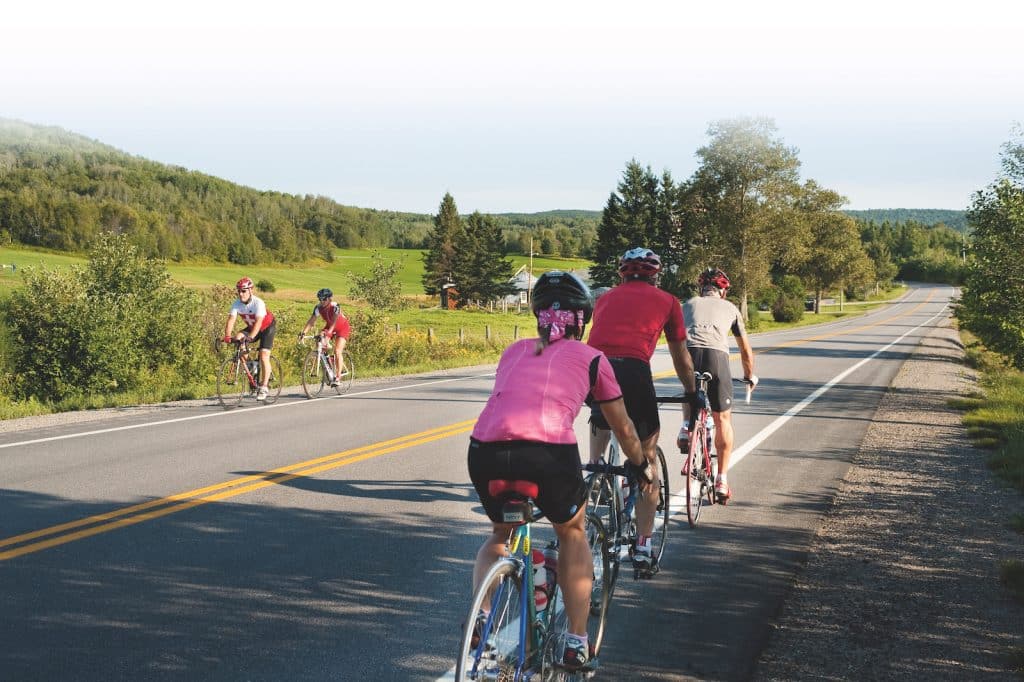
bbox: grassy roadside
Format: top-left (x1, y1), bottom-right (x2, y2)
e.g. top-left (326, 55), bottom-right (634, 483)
top-left (950, 328), bottom-right (1024, 668)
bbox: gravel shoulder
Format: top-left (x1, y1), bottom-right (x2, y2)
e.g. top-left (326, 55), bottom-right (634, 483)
top-left (754, 318), bottom-right (1024, 680)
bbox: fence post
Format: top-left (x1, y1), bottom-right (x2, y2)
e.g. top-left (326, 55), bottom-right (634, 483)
top-left (428, 328), bottom-right (434, 344)
top-left (459, 328), bottom-right (464, 344)
top-left (513, 325), bottom-right (519, 340)
top-left (485, 325), bottom-right (491, 341)
top-left (395, 323), bottom-right (401, 333)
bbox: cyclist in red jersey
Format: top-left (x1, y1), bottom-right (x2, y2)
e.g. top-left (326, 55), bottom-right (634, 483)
top-left (468, 271), bottom-right (652, 671)
top-left (222, 277), bottom-right (277, 401)
top-left (587, 247), bottom-right (697, 572)
top-left (298, 288), bottom-right (351, 386)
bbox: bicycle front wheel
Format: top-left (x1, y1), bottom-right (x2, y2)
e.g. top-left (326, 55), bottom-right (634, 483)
top-left (650, 445), bottom-right (670, 565)
top-left (216, 356), bottom-right (247, 409)
top-left (331, 350), bottom-right (354, 395)
top-left (261, 355), bottom-right (283, 404)
top-left (301, 350), bottom-right (326, 398)
top-left (585, 512), bottom-right (612, 657)
top-left (455, 558), bottom-right (524, 682)
top-left (685, 425), bottom-right (707, 528)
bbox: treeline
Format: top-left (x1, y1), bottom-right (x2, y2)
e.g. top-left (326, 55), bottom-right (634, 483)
top-left (577, 118), bottom-right (967, 323)
top-left (845, 208), bottom-right (968, 233)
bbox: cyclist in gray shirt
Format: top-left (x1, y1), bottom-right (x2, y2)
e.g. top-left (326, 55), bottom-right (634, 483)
top-left (680, 268), bottom-right (757, 503)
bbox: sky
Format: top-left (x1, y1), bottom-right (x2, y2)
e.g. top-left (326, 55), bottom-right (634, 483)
top-left (2, 1), bottom-right (1022, 215)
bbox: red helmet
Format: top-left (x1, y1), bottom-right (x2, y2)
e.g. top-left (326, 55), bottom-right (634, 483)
top-left (618, 247), bottom-right (662, 280)
top-left (236, 277), bottom-right (254, 291)
top-left (698, 267), bottom-right (730, 290)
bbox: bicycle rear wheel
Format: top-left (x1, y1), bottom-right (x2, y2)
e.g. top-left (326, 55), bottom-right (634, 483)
top-left (216, 356), bottom-right (247, 409)
top-left (455, 558), bottom-right (524, 682)
top-left (261, 355), bottom-right (283, 404)
top-left (685, 423), bottom-right (707, 528)
top-left (301, 350), bottom-right (326, 398)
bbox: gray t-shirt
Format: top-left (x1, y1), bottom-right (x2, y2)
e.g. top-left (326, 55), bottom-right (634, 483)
top-left (683, 293), bottom-right (746, 354)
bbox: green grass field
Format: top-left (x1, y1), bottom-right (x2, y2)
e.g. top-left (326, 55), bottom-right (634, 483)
top-left (0, 246), bottom-right (591, 300)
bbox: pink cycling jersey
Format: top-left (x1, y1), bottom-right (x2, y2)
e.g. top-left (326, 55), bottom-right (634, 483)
top-left (472, 338), bottom-right (622, 444)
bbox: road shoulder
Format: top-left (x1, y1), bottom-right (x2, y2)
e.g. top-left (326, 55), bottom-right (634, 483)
top-left (754, 318), bottom-right (1024, 680)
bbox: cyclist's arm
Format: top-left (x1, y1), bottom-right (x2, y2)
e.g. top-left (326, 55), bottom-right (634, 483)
top-left (736, 333), bottom-right (755, 387)
top-left (667, 339), bottom-right (697, 394)
top-left (223, 311), bottom-right (238, 339)
top-left (597, 398), bottom-right (644, 466)
top-left (299, 312), bottom-right (318, 338)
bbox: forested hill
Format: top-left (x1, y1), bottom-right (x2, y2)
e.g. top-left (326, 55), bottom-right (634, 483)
top-left (844, 208), bottom-right (968, 232)
top-left (0, 118), bottom-right (441, 263)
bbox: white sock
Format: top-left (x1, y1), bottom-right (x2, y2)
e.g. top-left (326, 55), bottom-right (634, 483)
top-left (717, 473), bottom-right (728, 485)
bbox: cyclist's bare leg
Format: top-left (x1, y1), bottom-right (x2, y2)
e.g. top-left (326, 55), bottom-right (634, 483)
top-left (258, 347), bottom-right (271, 387)
top-left (714, 409), bottom-right (735, 476)
top-left (472, 522), bottom-right (517, 590)
top-left (636, 432), bottom-right (660, 537)
top-left (335, 336), bottom-right (347, 373)
top-left (552, 505), bottom-right (591, 636)
top-left (588, 423), bottom-right (611, 465)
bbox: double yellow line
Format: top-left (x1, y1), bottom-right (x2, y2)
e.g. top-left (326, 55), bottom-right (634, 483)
top-left (1, 418), bottom-right (477, 562)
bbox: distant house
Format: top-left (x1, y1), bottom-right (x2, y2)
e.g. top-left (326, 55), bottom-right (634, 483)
top-left (503, 265), bottom-right (593, 306)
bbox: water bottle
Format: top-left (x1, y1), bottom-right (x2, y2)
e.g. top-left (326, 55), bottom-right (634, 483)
top-left (542, 543), bottom-right (558, 595)
top-left (532, 549), bottom-right (548, 613)
top-left (246, 359), bottom-right (258, 377)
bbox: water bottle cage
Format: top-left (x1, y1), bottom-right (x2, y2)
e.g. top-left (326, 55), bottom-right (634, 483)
top-left (498, 495), bottom-right (534, 525)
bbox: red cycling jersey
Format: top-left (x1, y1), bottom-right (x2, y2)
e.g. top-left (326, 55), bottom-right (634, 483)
top-left (586, 280), bottom-right (686, 362)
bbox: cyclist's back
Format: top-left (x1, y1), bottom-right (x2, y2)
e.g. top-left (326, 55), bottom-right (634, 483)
top-left (587, 279), bottom-right (685, 361)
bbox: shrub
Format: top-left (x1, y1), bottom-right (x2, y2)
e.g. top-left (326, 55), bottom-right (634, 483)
top-left (772, 296), bottom-right (805, 323)
top-left (256, 278), bottom-right (276, 293)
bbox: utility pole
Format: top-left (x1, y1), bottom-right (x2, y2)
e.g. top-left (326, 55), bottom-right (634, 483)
top-left (526, 236), bottom-right (534, 308)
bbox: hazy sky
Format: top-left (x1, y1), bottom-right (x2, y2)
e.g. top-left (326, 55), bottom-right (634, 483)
top-left (3, 1), bottom-right (1022, 214)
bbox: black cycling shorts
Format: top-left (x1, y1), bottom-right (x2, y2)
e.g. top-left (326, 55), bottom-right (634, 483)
top-left (252, 320), bottom-right (277, 351)
top-left (467, 438), bottom-right (587, 525)
top-left (588, 357), bottom-right (659, 441)
top-left (688, 346), bottom-right (734, 412)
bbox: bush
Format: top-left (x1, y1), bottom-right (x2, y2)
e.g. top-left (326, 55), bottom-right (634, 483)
top-left (3, 233), bottom-right (216, 403)
top-left (772, 296), bottom-right (805, 323)
top-left (256, 278), bottom-right (276, 293)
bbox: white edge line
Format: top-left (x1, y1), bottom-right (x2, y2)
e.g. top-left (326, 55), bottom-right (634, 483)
top-left (0, 372), bottom-right (496, 451)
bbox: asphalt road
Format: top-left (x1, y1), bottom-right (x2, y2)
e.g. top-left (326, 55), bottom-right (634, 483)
top-left (0, 283), bottom-right (955, 681)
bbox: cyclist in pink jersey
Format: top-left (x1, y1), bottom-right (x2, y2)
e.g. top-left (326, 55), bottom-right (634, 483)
top-left (298, 288), bottom-right (351, 386)
top-left (587, 247), bottom-right (696, 573)
top-left (222, 277), bottom-right (277, 400)
top-left (468, 270), bottom-right (651, 672)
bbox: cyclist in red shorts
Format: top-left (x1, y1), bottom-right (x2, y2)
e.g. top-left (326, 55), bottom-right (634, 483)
top-left (468, 271), bottom-right (652, 671)
top-left (298, 288), bottom-right (351, 386)
top-left (587, 247), bottom-right (697, 572)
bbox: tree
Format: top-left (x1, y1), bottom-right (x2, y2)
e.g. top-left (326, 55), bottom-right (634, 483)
top-left (793, 181), bottom-right (872, 312)
top-left (348, 250), bottom-right (404, 310)
top-left (457, 212), bottom-right (517, 305)
top-left (686, 117), bottom-right (803, 320)
top-left (958, 127), bottom-right (1024, 368)
top-left (421, 192), bottom-right (464, 296)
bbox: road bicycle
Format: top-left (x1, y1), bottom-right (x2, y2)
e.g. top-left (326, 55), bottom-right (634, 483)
top-left (455, 480), bottom-right (608, 681)
top-left (216, 339), bottom-right (282, 408)
top-left (680, 373), bottom-right (756, 528)
top-left (583, 407), bottom-right (672, 589)
top-left (299, 334), bottom-right (354, 398)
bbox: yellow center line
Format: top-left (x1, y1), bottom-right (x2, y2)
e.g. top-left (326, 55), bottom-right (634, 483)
top-left (654, 292), bottom-right (937, 380)
top-left (0, 419), bottom-right (477, 561)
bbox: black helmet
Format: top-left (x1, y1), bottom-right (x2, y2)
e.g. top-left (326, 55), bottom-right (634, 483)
top-left (531, 271), bottom-right (593, 324)
top-left (316, 288), bottom-right (333, 301)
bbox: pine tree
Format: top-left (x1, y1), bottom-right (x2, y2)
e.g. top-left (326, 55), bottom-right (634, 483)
top-left (421, 193), bottom-right (464, 296)
top-left (461, 211), bottom-right (517, 303)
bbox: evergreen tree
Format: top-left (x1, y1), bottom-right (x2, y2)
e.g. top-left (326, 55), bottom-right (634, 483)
top-left (421, 192), bottom-right (464, 296)
top-left (459, 212), bottom-right (517, 304)
top-left (590, 160), bottom-right (662, 287)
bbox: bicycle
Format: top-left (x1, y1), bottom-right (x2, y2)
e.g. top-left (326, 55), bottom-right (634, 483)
top-left (455, 480), bottom-right (608, 681)
top-left (679, 373), bottom-right (756, 528)
top-left (216, 338), bottom-right (282, 408)
top-left (299, 334), bottom-right (354, 398)
top-left (583, 419), bottom-right (671, 586)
